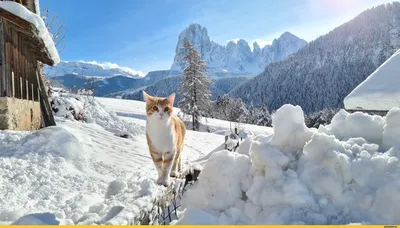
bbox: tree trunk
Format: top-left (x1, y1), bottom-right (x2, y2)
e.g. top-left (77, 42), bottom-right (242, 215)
top-left (192, 114), bottom-right (195, 131)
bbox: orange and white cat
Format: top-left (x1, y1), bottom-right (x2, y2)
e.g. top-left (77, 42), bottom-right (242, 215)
top-left (143, 91), bottom-right (186, 187)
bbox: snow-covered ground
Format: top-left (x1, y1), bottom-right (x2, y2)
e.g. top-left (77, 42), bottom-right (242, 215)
top-left (96, 97), bottom-right (273, 136)
top-left (2, 90), bottom-right (400, 225)
top-left (0, 92), bottom-right (269, 224)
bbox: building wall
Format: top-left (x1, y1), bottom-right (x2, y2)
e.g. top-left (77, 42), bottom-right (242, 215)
top-left (0, 97), bottom-right (41, 130)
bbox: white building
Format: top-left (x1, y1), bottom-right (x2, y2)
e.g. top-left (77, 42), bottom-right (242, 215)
top-left (344, 49), bottom-right (400, 113)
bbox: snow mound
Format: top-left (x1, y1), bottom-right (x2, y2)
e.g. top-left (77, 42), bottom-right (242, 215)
top-left (237, 136), bottom-right (253, 156)
top-left (269, 104), bottom-right (313, 166)
top-left (12, 213), bottom-right (60, 225)
top-left (105, 180), bottom-right (127, 199)
top-left (0, 126), bottom-right (164, 225)
top-left (51, 91), bottom-right (145, 137)
top-left (319, 109), bottom-right (385, 145)
top-left (176, 105), bottom-right (400, 224)
top-left (382, 107), bottom-right (400, 151)
top-left (0, 127), bottom-right (102, 224)
top-left (179, 150), bottom-right (251, 212)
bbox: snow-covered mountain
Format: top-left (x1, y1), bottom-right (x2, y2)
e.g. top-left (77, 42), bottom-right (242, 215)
top-left (230, 2), bottom-right (400, 113)
top-left (51, 70), bottom-right (177, 96)
top-left (170, 24), bottom-right (307, 75)
top-left (47, 25), bottom-right (306, 98)
top-left (44, 61), bottom-right (145, 78)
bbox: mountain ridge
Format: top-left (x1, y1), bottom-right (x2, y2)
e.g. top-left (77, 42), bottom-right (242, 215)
top-left (230, 2), bottom-right (400, 113)
top-left (44, 61), bottom-right (145, 79)
top-left (170, 23), bottom-right (307, 75)
top-left (47, 24), bottom-right (307, 98)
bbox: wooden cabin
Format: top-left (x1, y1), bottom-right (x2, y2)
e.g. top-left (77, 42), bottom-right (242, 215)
top-left (0, 0), bottom-right (57, 130)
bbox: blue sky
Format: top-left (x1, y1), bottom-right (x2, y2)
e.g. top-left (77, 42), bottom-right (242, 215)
top-left (41, 0), bottom-right (395, 74)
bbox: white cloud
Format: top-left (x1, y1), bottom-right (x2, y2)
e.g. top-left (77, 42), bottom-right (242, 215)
top-left (254, 39), bottom-right (273, 48)
top-left (77, 60), bottom-right (146, 77)
top-left (227, 38), bottom-right (240, 44)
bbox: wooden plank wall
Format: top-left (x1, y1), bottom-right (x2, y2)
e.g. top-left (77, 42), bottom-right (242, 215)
top-left (0, 17), bottom-right (55, 128)
top-left (0, 18), bottom-right (5, 96)
top-left (1, 19), bottom-right (39, 101)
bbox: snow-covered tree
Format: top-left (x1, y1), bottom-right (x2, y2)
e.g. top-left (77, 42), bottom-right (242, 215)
top-left (211, 95), bottom-right (248, 122)
top-left (305, 108), bottom-right (339, 128)
top-left (229, 2), bottom-right (400, 114)
top-left (242, 106), bottom-right (272, 127)
top-left (178, 41), bottom-right (212, 131)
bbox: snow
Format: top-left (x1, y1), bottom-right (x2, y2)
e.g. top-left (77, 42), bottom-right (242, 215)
top-left (225, 138), bottom-right (238, 150)
top-left (2, 91), bottom-right (268, 224)
top-left (344, 49), bottom-right (400, 111)
top-left (96, 97), bottom-right (273, 136)
top-left (382, 107), bottom-right (400, 151)
top-left (34, 0), bottom-right (40, 16)
top-left (52, 93), bottom-right (145, 138)
top-left (174, 104), bottom-right (400, 225)
top-left (4, 87), bottom-right (400, 224)
top-left (0, 1), bottom-right (60, 65)
top-left (12, 213), bottom-right (60, 225)
top-left (319, 109), bottom-right (385, 146)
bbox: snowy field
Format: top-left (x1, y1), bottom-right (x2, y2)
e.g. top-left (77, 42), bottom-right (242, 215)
top-left (96, 97), bottom-right (272, 136)
top-left (0, 92), bottom-right (271, 224)
top-left (2, 91), bottom-right (400, 224)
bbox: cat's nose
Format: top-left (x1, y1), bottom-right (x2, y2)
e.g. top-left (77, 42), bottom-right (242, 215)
top-left (160, 113), bottom-right (164, 117)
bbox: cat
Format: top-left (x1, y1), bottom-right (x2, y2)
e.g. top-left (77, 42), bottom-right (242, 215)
top-left (143, 91), bottom-right (186, 187)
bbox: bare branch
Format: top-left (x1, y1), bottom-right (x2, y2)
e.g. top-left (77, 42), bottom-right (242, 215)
top-left (41, 6), bottom-right (68, 53)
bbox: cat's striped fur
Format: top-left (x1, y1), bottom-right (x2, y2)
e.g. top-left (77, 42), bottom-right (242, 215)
top-left (143, 91), bottom-right (186, 187)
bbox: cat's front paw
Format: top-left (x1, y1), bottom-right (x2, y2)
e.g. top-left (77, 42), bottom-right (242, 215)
top-left (156, 177), bottom-right (171, 187)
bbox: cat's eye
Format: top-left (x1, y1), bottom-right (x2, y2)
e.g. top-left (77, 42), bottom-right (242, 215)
top-left (152, 106), bottom-right (159, 112)
top-left (164, 107), bottom-right (170, 112)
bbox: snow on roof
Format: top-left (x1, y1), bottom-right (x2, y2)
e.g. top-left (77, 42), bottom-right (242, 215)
top-left (344, 49), bottom-right (400, 111)
top-left (34, 0), bottom-right (40, 16)
top-left (0, 1), bottom-right (60, 65)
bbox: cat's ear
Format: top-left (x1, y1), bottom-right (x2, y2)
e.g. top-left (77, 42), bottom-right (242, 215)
top-left (167, 93), bottom-right (176, 106)
top-left (143, 91), bottom-right (152, 104)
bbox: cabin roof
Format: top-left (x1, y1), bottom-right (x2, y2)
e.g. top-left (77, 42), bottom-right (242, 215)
top-left (344, 49), bottom-right (400, 111)
top-left (0, 0), bottom-right (59, 66)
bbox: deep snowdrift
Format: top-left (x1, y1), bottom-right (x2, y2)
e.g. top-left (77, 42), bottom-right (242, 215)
top-left (0, 126), bottom-right (162, 225)
top-left (1, 92), bottom-right (226, 225)
top-left (0, 92), bottom-right (161, 225)
top-left (176, 105), bottom-right (400, 224)
top-left (51, 91), bottom-right (145, 138)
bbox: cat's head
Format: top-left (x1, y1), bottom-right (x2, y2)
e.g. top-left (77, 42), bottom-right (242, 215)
top-left (143, 91), bottom-right (175, 121)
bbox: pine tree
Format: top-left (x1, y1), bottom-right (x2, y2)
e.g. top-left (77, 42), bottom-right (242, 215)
top-left (178, 41), bottom-right (212, 131)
